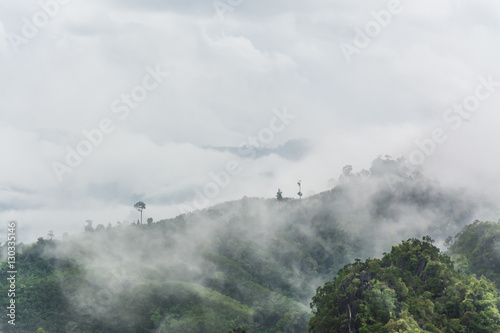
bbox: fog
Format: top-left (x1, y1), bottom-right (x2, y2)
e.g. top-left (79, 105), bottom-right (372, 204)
top-left (1, 0), bottom-right (500, 244)
top-left (19, 156), bottom-right (490, 330)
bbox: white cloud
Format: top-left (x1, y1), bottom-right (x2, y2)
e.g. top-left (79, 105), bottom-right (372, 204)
top-left (1, 0), bottom-right (500, 242)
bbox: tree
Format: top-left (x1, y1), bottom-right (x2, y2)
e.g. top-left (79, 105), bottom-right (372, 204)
top-left (147, 217), bottom-right (153, 226)
top-left (47, 230), bottom-right (54, 240)
top-left (84, 220), bottom-right (94, 232)
top-left (134, 201), bottom-right (146, 224)
top-left (448, 221), bottom-right (500, 288)
top-left (339, 165), bottom-right (353, 184)
top-left (444, 235), bottom-right (453, 247)
top-left (297, 181), bottom-right (302, 199)
top-left (276, 188), bottom-right (283, 201)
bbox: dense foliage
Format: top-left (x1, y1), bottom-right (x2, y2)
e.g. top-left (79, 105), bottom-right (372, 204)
top-left (0, 238), bottom-right (72, 332)
top-left (309, 237), bottom-right (500, 332)
top-left (0, 226), bottom-right (312, 333)
top-left (447, 220), bottom-right (500, 288)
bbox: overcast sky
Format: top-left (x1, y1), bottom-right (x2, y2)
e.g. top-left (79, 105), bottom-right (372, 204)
top-left (1, 0), bottom-right (499, 242)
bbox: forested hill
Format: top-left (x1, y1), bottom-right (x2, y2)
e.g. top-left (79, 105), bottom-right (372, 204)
top-left (447, 220), bottom-right (500, 289)
top-left (309, 237), bottom-right (500, 332)
top-left (0, 157), bottom-right (487, 332)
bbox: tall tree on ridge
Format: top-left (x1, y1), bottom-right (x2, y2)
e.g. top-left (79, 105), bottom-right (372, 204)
top-left (134, 201), bottom-right (146, 224)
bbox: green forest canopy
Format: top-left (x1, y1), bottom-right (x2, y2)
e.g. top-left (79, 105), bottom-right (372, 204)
top-left (309, 237), bottom-right (500, 333)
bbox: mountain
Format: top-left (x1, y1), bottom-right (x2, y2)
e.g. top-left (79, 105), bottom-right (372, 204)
top-left (205, 139), bottom-right (311, 161)
top-left (0, 157), bottom-right (489, 332)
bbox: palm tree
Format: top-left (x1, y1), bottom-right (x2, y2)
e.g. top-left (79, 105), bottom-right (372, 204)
top-left (134, 201), bottom-right (146, 224)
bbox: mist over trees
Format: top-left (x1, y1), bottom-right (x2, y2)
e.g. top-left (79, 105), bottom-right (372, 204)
top-left (447, 221), bottom-right (500, 289)
top-left (0, 157), bottom-right (496, 332)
